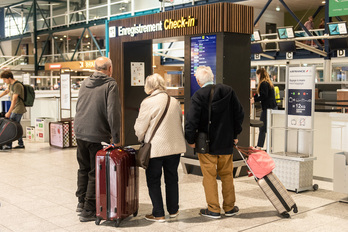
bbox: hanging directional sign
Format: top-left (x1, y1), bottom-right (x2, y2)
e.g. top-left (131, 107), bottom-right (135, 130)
top-left (329, 0), bottom-right (348, 17)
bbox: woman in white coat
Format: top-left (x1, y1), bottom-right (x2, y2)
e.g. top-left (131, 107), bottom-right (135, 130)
top-left (134, 73), bottom-right (186, 222)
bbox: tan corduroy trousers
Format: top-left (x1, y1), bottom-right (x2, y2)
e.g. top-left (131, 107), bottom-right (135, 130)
top-left (198, 153), bottom-right (236, 213)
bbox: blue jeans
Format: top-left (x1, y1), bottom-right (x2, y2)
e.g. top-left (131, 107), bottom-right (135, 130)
top-left (8, 113), bottom-right (24, 148)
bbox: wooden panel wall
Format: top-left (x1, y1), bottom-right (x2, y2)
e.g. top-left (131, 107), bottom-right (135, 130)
top-left (109, 2), bottom-right (253, 144)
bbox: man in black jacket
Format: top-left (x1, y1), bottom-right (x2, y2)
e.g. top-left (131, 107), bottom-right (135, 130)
top-left (185, 66), bottom-right (244, 219)
top-left (74, 57), bottom-right (121, 222)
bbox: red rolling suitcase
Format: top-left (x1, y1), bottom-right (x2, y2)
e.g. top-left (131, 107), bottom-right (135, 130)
top-left (235, 145), bottom-right (298, 218)
top-left (95, 146), bottom-right (139, 227)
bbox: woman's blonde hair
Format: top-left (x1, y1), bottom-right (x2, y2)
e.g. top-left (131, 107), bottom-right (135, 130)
top-left (256, 68), bottom-right (274, 94)
top-left (144, 73), bottom-right (167, 94)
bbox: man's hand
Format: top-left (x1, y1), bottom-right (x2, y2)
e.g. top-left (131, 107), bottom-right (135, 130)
top-left (5, 112), bottom-right (10, 118)
top-left (188, 143), bottom-right (195, 148)
top-left (234, 139), bottom-right (239, 145)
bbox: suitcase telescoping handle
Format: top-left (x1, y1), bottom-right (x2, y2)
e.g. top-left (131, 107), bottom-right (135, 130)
top-left (234, 145), bottom-right (259, 181)
top-left (101, 142), bottom-right (120, 151)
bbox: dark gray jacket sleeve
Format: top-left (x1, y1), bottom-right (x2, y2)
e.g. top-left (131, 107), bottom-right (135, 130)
top-left (108, 82), bottom-right (121, 143)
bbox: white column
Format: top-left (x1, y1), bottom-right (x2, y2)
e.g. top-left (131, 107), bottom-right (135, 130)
top-left (86, 0), bottom-right (89, 24)
top-left (107, 0), bottom-right (111, 20)
top-left (67, 0), bottom-right (70, 28)
top-left (50, 3), bottom-right (53, 29)
top-left (131, 0), bottom-right (135, 16)
top-left (324, 59), bottom-right (331, 82)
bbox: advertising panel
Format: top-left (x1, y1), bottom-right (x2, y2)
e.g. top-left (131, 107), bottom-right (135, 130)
top-left (287, 67), bottom-right (315, 129)
top-left (60, 73), bottom-right (71, 110)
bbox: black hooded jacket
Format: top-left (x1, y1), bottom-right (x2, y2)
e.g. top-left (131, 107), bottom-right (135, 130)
top-left (185, 83), bottom-right (244, 155)
top-left (74, 71), bottom-right (121, 143)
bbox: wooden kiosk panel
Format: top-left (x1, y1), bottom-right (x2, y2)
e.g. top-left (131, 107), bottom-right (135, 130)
top-left (108, 2), bottom-right (253, 145)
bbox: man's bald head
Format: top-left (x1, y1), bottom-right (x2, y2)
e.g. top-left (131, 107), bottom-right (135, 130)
top-left (95, 57), bottom-right (113, 76)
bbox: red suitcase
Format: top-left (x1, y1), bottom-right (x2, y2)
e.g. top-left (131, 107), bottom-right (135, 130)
top-left (95, 146), bottom-right (139, 227)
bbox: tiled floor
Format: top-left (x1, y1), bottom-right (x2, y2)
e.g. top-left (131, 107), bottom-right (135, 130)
top-left (1, 139), bottom-right (348, 232)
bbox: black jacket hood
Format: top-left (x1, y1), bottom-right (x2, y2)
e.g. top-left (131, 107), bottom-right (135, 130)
top-left (84, 71), bottom-right (114, 88)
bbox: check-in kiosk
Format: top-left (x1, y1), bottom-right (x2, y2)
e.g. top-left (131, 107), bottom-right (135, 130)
top-left (108, 3), bottom-right (253, 175)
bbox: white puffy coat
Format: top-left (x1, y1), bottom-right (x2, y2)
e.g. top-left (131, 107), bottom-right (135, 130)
top-left (134, 90), bottom-right (186, 158)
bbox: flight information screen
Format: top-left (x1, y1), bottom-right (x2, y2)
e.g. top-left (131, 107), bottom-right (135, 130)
top-left (190, 35), bottom-right (216, 96)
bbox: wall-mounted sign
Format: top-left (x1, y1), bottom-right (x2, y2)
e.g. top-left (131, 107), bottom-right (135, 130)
top-left (49, 64), bottom-right (62, 69)
top-left (163, 16), bottom-right (196, 30)
top-left (109, 26), bottom-right (116, 38)
top-left (113, 16), bottom-right (197, 37)
top-left (287, 66), bottom-right (315, 129)
top-left (119, 22), bottom-right (163, 37)
top-left (329, 0), bottom-right (348, 17)
top-left (45, 60), bottom-right (95, 71)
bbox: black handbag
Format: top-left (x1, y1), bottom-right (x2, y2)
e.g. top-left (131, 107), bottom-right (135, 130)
top-left (195, 85), bottom-right (215, 154)
top-left (136, 94), bottom-right (170, 169)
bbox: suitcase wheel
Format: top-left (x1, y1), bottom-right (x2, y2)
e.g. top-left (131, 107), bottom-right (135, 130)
top-left (114, 219), bottom-right (121, 227)
top-left (293, 205), bottom-right (298, 214)
top-left (281, 212), bottom-right (290, 218)
top-left (95, 218), bottom-right (101, 225)
top-left (313, 184), bottom-right (319, 191)
top-left (133, 210), bottom-right (138, 217)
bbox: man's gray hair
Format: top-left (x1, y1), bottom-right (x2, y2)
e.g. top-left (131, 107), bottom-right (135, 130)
top-left (195, 66), bottom-right (214, 85)
top-left (95, 58), bottom-right (112, 71)
top-left (144, 73), bottom-right (167, 94)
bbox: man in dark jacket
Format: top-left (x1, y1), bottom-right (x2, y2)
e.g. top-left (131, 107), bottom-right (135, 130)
top-left (185, 66), bottom-right (244, 219)
top-left (74, 57), bottom-right (121, 222)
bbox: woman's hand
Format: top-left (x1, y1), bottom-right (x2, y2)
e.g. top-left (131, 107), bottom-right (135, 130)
top-left (250, 98), bottom-right (254, 104)
top-left (188, 143), bottom-right (195, 148)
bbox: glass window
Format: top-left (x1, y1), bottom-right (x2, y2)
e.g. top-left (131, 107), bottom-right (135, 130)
top-left (332, 64), bottom-right (348, 82)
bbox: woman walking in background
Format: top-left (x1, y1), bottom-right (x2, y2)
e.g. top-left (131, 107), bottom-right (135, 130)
top-left (251, 68), bottom-right (277, 150)
top-left (134, 73), bottom-right (186, 222)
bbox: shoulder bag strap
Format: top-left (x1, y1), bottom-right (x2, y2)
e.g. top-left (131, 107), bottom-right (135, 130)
top-left (207, 85), bottom-right (215, 142)
top-left (148, 94), bottom-right (171, 143)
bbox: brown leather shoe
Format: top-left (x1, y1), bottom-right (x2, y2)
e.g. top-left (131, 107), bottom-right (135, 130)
top-left (145, 214), bottom-right (165, 222)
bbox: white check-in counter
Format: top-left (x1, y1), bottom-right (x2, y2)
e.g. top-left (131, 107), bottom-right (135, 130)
top-left (268, 110), bottom-right (348, 180)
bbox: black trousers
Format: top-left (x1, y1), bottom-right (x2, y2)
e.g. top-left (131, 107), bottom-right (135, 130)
top-left (76, 139), bottom-right (103, 212)
top-left (257, 109), bottom-right (267, 148)
top-left (145, 154), bottom-right (181, 217)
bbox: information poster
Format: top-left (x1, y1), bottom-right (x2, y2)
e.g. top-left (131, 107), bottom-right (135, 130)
top-left (190, 35), bottom-right (216, 96)
top-left (287, 67), bottom-right (315, 129)
top-left (60, 73), bottom-right (71, 110)
top-left (131, 62), bottom-right (145, 86)
top-left (22, 73), bottom-right (30, 85)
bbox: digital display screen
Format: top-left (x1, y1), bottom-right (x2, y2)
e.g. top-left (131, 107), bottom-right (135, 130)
top-left (277, 27), bottom-right (295, 39)
top-left (251, 30), bottom-right (261, 42)
top-left (328, 22), bottom-right (348, 35)
top-left (190, 35), bottom-right (216, 96)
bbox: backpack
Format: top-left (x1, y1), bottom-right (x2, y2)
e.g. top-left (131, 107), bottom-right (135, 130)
top-left (12, 81), bottom-right (35, 107)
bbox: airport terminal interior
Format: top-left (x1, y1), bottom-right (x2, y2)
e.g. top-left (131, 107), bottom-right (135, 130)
top-left (1, 0), bottom-right (348, 231)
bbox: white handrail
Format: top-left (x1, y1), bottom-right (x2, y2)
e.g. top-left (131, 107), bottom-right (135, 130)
top-left (0, 55), bottom-right (23, 69)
